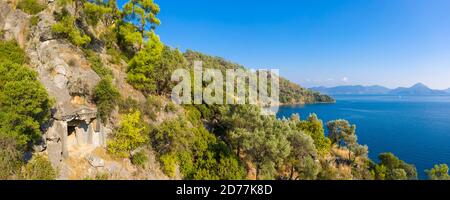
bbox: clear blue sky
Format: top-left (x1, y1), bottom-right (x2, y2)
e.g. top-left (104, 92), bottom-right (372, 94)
top-left (118, 0), bottom-right (450, 89)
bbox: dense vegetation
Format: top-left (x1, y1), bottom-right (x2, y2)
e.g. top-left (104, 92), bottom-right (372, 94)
top-left (0, 40), bottom-right (52, 147)
top-left (58, 0), bottom-right (432, 180)
top-left (373, 153), bottom-right (417, 180)
top-left (17, 0), bottom-right (45, 15)
top-left (183, 50), bottom-right (335, 104)
top-left (94, 78), bottom-right (120, 121)
top-left (426, 164), bottom-right (450, 180)
top-left (0, 40), bottom-right (56, 179)
top-left (0, 0), bottom-right (446, 180)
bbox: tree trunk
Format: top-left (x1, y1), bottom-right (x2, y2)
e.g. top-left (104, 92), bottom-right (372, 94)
top-left (289, 165), bottom-right (295, 180)
top-left (255, 164), bottom-right (260, 180)
top-left (237, 143), bottom-right (241, 158)
top-left (140, 23), bottom-right (145, 35)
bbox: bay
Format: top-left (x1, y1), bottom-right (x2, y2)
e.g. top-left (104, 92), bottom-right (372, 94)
top-left (277, 95), bottom-right (450, 179)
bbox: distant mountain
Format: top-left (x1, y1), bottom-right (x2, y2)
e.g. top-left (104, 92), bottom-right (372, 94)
top-left (311, 83), bottom-right (449, 96)
top-left (310, 85), bottom-right (391, 95)
top-left (389, 83), bottom-right (447, 95)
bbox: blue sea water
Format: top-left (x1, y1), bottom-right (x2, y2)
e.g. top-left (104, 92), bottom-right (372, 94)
top-left (276, 95), bottom-right (450, 179)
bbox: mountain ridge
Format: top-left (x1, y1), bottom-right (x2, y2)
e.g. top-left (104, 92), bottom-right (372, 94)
top-left (311, 83), bottom-right (450, 95)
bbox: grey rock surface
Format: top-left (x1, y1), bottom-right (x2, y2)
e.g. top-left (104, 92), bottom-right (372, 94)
top-left (87, 155), bottom-right (105, 168)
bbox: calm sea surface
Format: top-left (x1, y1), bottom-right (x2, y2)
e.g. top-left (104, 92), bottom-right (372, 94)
top-left (277, 95), bottom-right (450, 179)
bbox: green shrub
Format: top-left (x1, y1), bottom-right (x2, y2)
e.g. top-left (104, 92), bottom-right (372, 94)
top-left (143, 95), bottom-right (163, 120)
top-left (20, 155), bottom-right (57, 180)
top-left (56, 0), bottom-right (70, 7)
top-left (150, 116), bottom-right (246, 180)
top-left (52, 14), bottom-right (91, 47)
top-left (150, 118), bottom-right (191, 154)
top-left (177, 151), bottom-right (194, 177)
top-left (131, 151), bottom-right (148, 168)
top-left (85, 50), bottom-right (113, 79)
top-left (146, 95), bottom-right (164, 111)
top-left (216, 151), bottom-right (246, 180)
top-left (83, 172), bottom-right (110, 180)
top-left (30, 15), bottom-right (40, 27)
top-left (94, 172), bottom-right (110, 180)
top-left (0, 41), bottom-right (50, 147)
top-left (93, 78), bottom-right (120, 121)
top-left (106, 47), bottom-right (122, 64)
top-left (83, 2), bottom-right (112, 26)
top-left (184, 105), bottom-right (202, 125)
top-left (0, 61), bottom-right (53, 146)
top-left (17, 0), bottom-right (45, 15)
top-left (100, 27), bottom-right (118, 48)
top-left (117, 22), bottom-right (143, 56)
top-left (0, 40), bottom-right (28, 65)
top-left (165, 102), bottom-right (177, 113)
top-left (0, 136), bottom-right (23, 180)
top-left (100, 27), bottom-right (127, 64)
top-left (426, 164), bottom-right (450, 180)
top-left (296, 114), bottom-right (331, 155)
top-left (126, 31), bottom-right (163, 94)
top-left (376, 153), bottom-right (418, 180)
top-left (118, 97), bottom-right (140, 114)
top-left (195, 104), bottom-right (213, 120)
top-left (108, 111), bottom-right (148, 158)
top-left (52, 7), bottom-right (69, 21)
top-left (160, 153), bottom-right (177, 178)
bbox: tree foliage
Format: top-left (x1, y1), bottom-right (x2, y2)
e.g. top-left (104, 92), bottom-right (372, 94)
top-left (154, 46), bottom-right (187, 95)
top-left (0, 40), bottom-right (28, 65)
top-left (1, 0), bottom-right (434, 181)
top-left (19, 155), bottom-right (57, 180)
top-left (327, 119), bottom-right (368, 162)
top-left (242, 118), bottom-right (291, 180)
top-left (126, 31), bottom-right (164, 94)
top-left (150, 108), bottom-right (245, 180)
top-left (52, 9), bottom-right (91, 47)
top-left (0, 136), bottom-right (23, 180)
top-left (83, 1), bottom-right (112, 26)
top-left (327, 119), bottom-right (356, 146)
top-left (183, 50), bottom-right (334, 104)
top-left (84, 49), bottom-right (113, 79)
top-left (117, 21), bottom-right (144, 54)
top-left (224, 105), bottom-right (264, 157)
top-left (123, 0), bottom-right (161, 34)
top-left (374, 153), bottom-right (417, 180)
top-left (93, 78), bottom-right (120, 121)
top-left (425, 164), bottom-right (450, 180)
top-left (0, 44), bottom-right (52, 147)
top-left (131, 150), bottom-right (148, 168)
top-left (108, 111), bottom-right (149, 158)
top-left (17, 0), bottom-right (45, 15)
top-left (295, 114), bottom-right (331, 155)
top-left (286, 131), bottom-right (319, 180)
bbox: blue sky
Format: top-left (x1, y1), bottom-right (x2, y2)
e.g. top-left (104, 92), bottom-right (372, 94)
top-left (118, 0), bottom-right (450, 89)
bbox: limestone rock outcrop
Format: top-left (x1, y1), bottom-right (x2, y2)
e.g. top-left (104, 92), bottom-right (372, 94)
top-left (0, 1), bottom-right (29, 47)
top-left (0, 0), bottom-right (168, 180)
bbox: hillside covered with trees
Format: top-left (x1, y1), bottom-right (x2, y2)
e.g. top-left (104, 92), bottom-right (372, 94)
top-left (0, 0), bottom-right (448, 180)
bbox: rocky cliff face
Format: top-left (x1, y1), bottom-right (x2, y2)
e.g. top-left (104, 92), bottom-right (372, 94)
top-left (0, 0), bottom-right (168, 180)
top-left (0, 0), bottom-right (29, 47)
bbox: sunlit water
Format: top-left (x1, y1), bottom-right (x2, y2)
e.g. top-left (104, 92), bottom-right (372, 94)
top-left (277, 95), bottom-right (450, 179)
